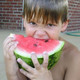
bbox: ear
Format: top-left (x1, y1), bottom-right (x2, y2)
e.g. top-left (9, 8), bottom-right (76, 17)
top-left (22, 18), bottom-right (26, 28)
top-left (61, 20), bottom-right (69, 32)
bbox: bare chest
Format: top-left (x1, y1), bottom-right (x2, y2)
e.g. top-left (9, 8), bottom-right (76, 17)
top-left (50, 54), bottom-right (66, 80)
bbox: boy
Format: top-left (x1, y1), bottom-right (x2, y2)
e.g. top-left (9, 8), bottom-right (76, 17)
top-left (3, 0), bottom-right (80, 80)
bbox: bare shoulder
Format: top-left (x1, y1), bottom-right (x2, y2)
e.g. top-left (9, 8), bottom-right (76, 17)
top-left (60, 38), bottom-right (80, 80)
top-left (50, 38), bottom-right (80, 80)
top-left (59, 37), bottom-right (80, 66)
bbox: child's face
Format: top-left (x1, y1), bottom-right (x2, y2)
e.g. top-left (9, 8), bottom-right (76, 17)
top-left (23, 18), bottom-right (68, 40)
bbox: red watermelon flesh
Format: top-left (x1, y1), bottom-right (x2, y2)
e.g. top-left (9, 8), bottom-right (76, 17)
top-left (15, 34), bottom-right (60, 54)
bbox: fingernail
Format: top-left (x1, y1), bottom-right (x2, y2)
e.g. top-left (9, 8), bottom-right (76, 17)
top-left (31, 52), bottom-right (35, 55)
top-left (17, 58), bottom-right (21, 62)
top-left (43, 51), bottom-right (47, 54)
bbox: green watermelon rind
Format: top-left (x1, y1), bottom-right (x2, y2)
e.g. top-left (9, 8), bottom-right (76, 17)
top-left (14, 42), bottom-right (64, 70)
top-left (14, 49), bottom-right (62, 70)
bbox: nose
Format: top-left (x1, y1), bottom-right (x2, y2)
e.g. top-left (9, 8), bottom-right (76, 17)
top-left (33, 29), bottom-right (49, 39)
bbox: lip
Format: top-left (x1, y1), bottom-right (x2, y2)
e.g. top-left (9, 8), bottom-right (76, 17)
top-left (33, 36), bottom-right (49, 40)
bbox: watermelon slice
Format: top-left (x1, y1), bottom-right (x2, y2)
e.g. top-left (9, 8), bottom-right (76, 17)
top-left (10, 34), bottom-right (64, 70)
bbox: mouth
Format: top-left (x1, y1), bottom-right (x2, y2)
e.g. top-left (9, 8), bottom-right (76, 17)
top-left (33, 36), bottom-right (49, 40)
top-left (34, 37), bottom-right (49, 41)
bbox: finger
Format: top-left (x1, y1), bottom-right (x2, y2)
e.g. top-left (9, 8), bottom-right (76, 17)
top-left (3, 37), bottom-right (15, 48)
top-left (20, 69), bottom-right (33, 79)
top-left (31, 52), bottom-right (41, 70)
top-left (3, 37), bottom-right (16, 60)
top-left (6, 41), bottom-right (18, 52)
top-left (4, 41), bottom-right (17, 58)
top-left (3, 36), bottom-right (15, 45)
top-left (17, 58), bottom-right (33, 73)
top-left (42, 52), bottom-right (48, 68)
top-left (9, 42), bottom-right (18, 58)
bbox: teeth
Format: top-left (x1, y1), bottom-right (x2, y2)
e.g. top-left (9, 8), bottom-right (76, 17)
top-left (34, 37), bottom-right (49, 40)
top-left (33, 35), bottom-right (49, 40)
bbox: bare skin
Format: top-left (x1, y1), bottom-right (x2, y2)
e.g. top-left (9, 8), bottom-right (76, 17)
top-left (51, 38), bottom-right (80, 80)
top-left (3, 37), bottom-right (27, 80)
top-left (3, 18), bottom-right (80, 80)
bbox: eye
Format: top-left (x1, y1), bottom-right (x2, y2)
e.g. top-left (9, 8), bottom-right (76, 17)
top-left (47, 23), bottom-right (56, 28)
top-left (48, 24), bottom-right (53, 27)
top-left (29, 22), bottom-right (36, 25)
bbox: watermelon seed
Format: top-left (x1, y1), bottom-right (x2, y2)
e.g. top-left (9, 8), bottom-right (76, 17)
top-left (45, 40), bottom-right (48, 42)
top-left (34, 44), bottom-right (37, 47)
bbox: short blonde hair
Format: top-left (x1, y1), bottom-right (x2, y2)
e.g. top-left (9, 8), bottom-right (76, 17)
top-left (23, 0), bottom-right (68, 24)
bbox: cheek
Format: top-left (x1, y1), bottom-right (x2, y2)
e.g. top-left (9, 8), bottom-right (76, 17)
top-left (48, 28), bottom-right (61, 39)
top-left (25, 27), bottom-right (35, 37)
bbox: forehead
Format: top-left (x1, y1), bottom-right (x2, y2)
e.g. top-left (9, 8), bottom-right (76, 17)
top-left (29, 15), bottom-right (57, 24)
top-left (24, 0), bottom-right (67, 24)
top-left (25, 8), bottom-right (60, 24)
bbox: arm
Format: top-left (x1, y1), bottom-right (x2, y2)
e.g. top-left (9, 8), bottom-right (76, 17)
top-left (7, 70), bottom-right (27, 80)
top-left (6, 69), bottom-right (27, 80)
top-left (3, 36), bottom-right (27, 80)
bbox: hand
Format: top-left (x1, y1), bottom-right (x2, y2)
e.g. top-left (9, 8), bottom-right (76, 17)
top-left (3, 36), bottom-right (19, 76)
top-left (17, 52), bottom-right (53, 80)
